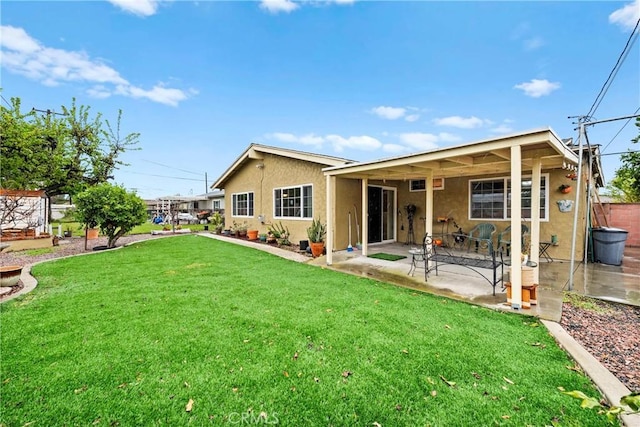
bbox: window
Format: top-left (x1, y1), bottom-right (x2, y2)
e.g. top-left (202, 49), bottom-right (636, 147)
top-left (213, 200), bottom-right (221, 210)
top-left (232, 192), bottom-right (254, 217)
top-left (274, 185), bottom-right (313, 219)
top-left (409, 178), bottom-right (445, 192)
top-left (469, 175), bottom-right (548, 220)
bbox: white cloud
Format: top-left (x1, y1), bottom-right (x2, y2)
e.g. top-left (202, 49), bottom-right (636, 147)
top-left (260, 0), bottom-right (299, 14)
top-left (609, 0), bottom-right (640, 31)
top-left (382, 144), bottom-right (409, 154)
top-left (514, 79), bottom-right (561, 98)
top-left (333, 0), bottom-right (356, 4)
top-left (432, 116), bottom-right (487, 129)
top-left (524, 37), bottom-right (544, 51)
top-left (437, 132), bottom-right (462, 143)
top-left (107, 0), bottom-right (163, 17)
top-left (398, 132), bottom-right (461, 150)
top-left (87, 85), bottom-right (112, 99)
top-left (326, 134), bottom-right (382, 152)
top-left (398, 132), bottom-right (439, 150)
top-left (265, 132), bottom-right (324, 146)
top-left (370, 105), bottom-right (421, 122)
top-left (491, 124), bottom-right (514, 134)
top-left (116, 84), bottom-right (191, 107)
top-left (0, 25), bottom-right (192, 106)
top-left (371, 106), bottom-right (406, 120)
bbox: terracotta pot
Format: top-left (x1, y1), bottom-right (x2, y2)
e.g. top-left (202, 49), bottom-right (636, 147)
top-left (0, 265), bottom-right (23, 287)
top-left (247, 230), bottom-right (259, 240)
top-left (86, 228), bottom-right (99, 240)
top-left (310, 242), bottom-right (325, 258)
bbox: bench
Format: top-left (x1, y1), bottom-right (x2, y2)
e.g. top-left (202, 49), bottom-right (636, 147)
top-left (409, 234), bottom-right (505, 296)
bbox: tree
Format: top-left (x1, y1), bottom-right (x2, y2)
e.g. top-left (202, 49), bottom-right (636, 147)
top-left (606, 118), bottom-right (640, 202)
top-left (74, 183), bottom-right (147, 248)
top-left (0, 96), bottom-right (139, 201)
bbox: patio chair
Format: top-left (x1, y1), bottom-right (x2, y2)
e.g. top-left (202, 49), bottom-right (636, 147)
top-left (497, 224), bottom-right (529, 256)
top-left (466, 223), bottom-right (496, 254)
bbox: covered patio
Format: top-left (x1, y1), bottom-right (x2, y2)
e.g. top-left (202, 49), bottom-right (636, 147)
top-left (309, 243), bottom-right (640, 321)
top-left (323, 128), bottom-right (589, 310)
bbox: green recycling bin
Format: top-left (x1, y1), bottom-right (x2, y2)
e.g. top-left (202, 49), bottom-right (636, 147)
top-left (592, 227), bottom-right (628, 266)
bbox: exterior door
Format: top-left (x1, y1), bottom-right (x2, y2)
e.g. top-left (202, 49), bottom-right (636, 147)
top-left (367, 186), bottom-right (396, 244)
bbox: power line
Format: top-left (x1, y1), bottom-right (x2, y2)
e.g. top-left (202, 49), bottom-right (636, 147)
top-left (601, 106), bottom-right (640, 153)
top-left (119, 170), bottom-right (205, 182)
top-left (140, 159), bottom-right (203, 176)
top-left (585, 17), bottom-right (640, 119)
top-left (0, 94), bottom-right (12, 108)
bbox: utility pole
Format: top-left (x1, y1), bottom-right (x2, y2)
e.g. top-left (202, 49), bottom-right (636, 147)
top-left (567, 112), bottom-right (640, 290)
top-left (205, 172), bottom-right (208, 194)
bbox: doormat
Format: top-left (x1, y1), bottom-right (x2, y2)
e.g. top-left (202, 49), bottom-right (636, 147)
top-left (368, 253), bottom-right (407, 261)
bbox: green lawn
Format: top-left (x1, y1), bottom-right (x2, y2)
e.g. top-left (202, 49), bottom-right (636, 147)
top-left (0, 235), bottom-right (609, 426)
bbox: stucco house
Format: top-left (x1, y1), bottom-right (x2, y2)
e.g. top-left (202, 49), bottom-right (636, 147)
top-left (213, 129), bottom-right (602, 308)
top-left (211, 144), bottom-right (353, 239)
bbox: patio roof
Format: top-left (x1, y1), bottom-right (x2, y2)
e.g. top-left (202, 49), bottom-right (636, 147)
top-left (323, 127), bottom-right (579, 180)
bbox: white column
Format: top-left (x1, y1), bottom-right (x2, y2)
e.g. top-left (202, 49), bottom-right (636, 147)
top-left (425, 170), bottom-right (434, 238)
top-left (361, 178), bottom-right (369, 257)
top-left (530, 158), bottom-right (542, 284)
top-left (510, 145), bottom-right (523, 309)
top-left (326, 174), bottom-right (334, 265)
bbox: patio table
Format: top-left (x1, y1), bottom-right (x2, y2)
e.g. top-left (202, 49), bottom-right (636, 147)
top-left (539, 241), bottom-right (554, 262)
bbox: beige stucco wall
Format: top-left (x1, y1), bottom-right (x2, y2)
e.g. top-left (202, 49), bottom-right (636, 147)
top-left (223, 154), bottom-right (331, 244)
top-left (333, 178), bottom-right (362, 250)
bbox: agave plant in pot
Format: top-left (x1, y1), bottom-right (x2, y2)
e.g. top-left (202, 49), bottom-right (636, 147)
top-left (307, 218), bottom-right (326, 258)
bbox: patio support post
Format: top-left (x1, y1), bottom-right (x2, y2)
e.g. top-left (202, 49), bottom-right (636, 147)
top-left (530, 158), bottom-right (542, 284)
top-left (425, 169), bottom-right (434, 237)
top-left (362, 178), bottom-right (368, 257)
top-left (510, 145), bottom-right (523, 309)
top-left (326, 174), bottom-right (334, 265)
top-left (425, 170), bottom-right (434, 270)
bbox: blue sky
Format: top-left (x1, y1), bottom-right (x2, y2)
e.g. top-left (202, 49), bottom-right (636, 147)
top-left (1, 0), bottom-right (638, 199)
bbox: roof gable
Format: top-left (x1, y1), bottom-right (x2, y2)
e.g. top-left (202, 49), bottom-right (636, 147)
top-left (212, 144), bottom-right (353, 189)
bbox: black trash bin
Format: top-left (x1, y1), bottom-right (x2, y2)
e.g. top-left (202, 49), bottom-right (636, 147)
top-left (592, 227), bottom-right (628, 266)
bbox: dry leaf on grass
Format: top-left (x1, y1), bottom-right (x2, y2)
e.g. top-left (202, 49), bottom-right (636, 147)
top-left (439, 375), bottom-right (456, 387)
top-left (185, 399), bottom-right (194, 412)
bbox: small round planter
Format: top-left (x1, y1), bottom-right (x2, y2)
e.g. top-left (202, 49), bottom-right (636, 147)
top-left (0, 265), bottom-right (23, 287)
top-left (247, 230), bottom-right (259, 240)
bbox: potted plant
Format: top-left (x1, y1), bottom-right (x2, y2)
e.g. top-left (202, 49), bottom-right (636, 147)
top-left (267, 222), bottom-right (289, 244)
top-left (247, 229), bottom-right (259, 240)
top-left (209, 212), bottom-right (224, 234)
top-left (307, 218), bottom-right (326, 258)
top-left (63, 225), bottom-right (73, 238)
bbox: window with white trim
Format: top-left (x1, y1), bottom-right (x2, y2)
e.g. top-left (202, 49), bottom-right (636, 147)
top-left (469, 175), bottom-right (548, 220)
top-left (274, 185), bottom-right (313, 219)
top-left (232, 192), bottom-right (254, 217)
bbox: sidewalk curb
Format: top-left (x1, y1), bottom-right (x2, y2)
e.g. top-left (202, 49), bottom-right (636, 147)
top-left (542, 320), bottom-right (639, 427)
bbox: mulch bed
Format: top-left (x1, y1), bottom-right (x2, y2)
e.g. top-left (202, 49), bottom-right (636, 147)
top-left (560, 298), bottom-right (640, 392)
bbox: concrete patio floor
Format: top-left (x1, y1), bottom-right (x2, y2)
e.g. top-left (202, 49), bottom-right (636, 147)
top-left (310, 243), bottom-right (640, 322)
